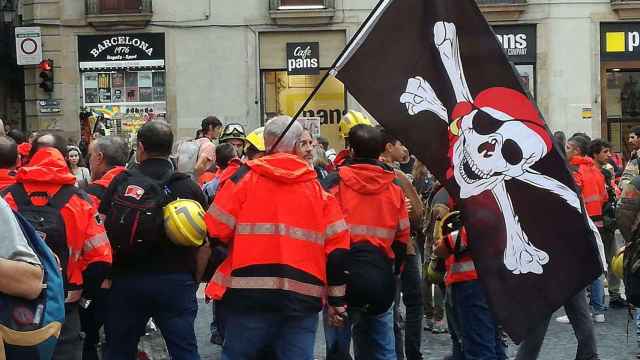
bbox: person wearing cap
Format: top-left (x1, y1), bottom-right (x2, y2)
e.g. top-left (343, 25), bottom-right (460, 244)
top-left (334, 111), bottom-right (373, 168)
top-left (245, 127), bottom-right (266, 160)
top-left (219, 123), bottom-right (247, 158)
top-left (321, 124), bottom-right (409, 360)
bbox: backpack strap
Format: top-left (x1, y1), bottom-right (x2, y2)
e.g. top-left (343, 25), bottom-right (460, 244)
top-left (230, 164), bottom-right (251, 184)
top-left (48, 186), bottom-right (78, 210)
top-left (85, 183), bottom-right (106, 200)
top-left (3, 184), bottom-right (32, 208)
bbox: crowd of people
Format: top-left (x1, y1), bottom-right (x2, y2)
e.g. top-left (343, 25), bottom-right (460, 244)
top-left (0, 111), bottom-right (636, 360)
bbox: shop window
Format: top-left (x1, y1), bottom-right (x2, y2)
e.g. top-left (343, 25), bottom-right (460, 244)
top-left (82, 70), bottom-right (166, 143)
top-left (262, 70), bottom-right (346, 149)
top-left (605, 70), bottom-right (640, 153)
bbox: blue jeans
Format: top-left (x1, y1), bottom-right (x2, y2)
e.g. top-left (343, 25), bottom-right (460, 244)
top-left (446, 281), bottom-right (506, 360)
top-left (222, 309), bottom-right (318, 360)
top-left (323, 308), bottom-right (352, 360)
top-left (352, 306), bottom-right (396, 360)
top-left (590, 275), bottom-right (607, 315)
top-left (104, 272), bottom-right (199, 360)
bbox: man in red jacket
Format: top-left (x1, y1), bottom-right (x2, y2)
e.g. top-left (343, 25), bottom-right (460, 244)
top-left (321, 124), bottom-right (409, 360)
top-left (2, 133), bottom-right (112, 360)
top-left (0, 136), bottom-right (18, 191)
top-left (205, 116), bottom-right (350, 359)
top-left (81, 135), bottom-right (129, 360)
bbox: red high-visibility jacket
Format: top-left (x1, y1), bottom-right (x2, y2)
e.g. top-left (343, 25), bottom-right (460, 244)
top-left (204, 153), bottom-right (350, 313)
top-left (571, 156), bottom-right (608, 223)
top-left (3, 148), bottom-right (112, 288)
top-left (444, 227), bottom-right (478, 286)
top-left (325, 163), bottom-right (409, 260)
top-left (0, 169), bottom-right (16, 191)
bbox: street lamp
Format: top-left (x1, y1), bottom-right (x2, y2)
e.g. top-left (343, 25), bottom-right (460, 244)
top-left (2, 0), bottom-right (15, 24)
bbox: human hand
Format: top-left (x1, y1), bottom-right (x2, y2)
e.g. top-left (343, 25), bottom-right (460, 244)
top-left (327, 305), bottom-right (348, 327)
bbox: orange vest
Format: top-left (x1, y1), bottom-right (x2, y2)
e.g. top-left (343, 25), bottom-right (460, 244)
top-left (444, 227), bottom-right (478, 286)
top-left (571, 156), bottom-right (608, 225)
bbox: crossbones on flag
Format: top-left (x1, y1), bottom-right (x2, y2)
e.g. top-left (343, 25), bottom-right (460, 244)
top-left (331, 0), bottom-right (602, 342)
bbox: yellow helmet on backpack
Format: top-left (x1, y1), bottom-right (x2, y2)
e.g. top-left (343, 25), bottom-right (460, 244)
top-left (246, 127), bottom-right (265, 152)
top-left (163, 199), bottom-right (206, 247)
top-left (338, 110), bottom-right (372, 138)
top-left (612, 248), bottom-right (624, 279)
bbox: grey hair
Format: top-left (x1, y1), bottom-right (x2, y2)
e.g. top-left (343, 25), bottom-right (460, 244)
top-left (264, 116), bottom-right (303, 154)
top-left (93, 136), bottom-right (130, 167)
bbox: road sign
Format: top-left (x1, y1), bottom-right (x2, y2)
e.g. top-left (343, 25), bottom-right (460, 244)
top-left (39, 100), bottom-right (61, 113)
top-left (15, 27), bottom-right (42, 65)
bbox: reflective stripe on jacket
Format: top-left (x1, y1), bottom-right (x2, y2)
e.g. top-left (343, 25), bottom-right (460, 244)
top-left (444, 227), bottom-right (478, 286)
top-left (204, 153), bottom-right (349, 312)
top-left (326, 162), bottom-right (410, 261)
top-left (571, 156), bottom-right (607, 219)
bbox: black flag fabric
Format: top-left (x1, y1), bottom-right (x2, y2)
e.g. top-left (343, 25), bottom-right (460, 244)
top-left (332, 0), bottom-right (602, 342)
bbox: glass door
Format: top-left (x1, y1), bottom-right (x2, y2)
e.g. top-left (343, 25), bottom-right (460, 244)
top-left (605, 69), bottom-right (640, 154)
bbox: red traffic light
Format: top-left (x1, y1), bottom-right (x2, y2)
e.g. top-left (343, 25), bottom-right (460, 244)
top-left (39, 59), bottom-right (52, 71)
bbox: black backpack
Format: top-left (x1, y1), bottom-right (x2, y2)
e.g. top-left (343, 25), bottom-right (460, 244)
top-left (103, 169), bottom-right (188, 262)
top-left (2, 184), bottom-right (76, 289)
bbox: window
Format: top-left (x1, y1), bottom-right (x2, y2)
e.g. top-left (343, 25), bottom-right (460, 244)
top-left (279, 0), bottom-right (326, 10)
top-left (99, 0), bottom-right (141, 14)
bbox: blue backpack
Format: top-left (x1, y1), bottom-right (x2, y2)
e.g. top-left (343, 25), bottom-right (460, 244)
top-left (0, 211), bottom-right (65, 360)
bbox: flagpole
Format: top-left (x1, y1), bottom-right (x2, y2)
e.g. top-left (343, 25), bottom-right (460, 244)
top-left (267, 0), bottom-right (390, 153)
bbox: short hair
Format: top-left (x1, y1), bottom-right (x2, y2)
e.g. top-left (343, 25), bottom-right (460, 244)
top-left (0, 136), bottom-right (17, 168)
top-left (202, 116), bottom-right (222, 132)
top-left (632, 127), bottom-right (640, 138)
top-left (379, 126), bottom-right (400, 148)
top-left (215, 143), bottom-right (237, 169)
top-left (588, 139), bottom-right (611, 158)
top-left (29, 132), bottom-right (68, 158)
top-left (93, 136), bottom-right (129, 167)
top-left (349, 124), bottom-right (384, 159)
top-left (264, 116), bottom-right (303, 154)
top-left (568, 135), bottom-right (589, 156)
top-left (571, 132), bottom-right (591, 143)
top-left (137, 121), bottom-right (173, 157)
top-left (7, 129), bottom-right (25, 144)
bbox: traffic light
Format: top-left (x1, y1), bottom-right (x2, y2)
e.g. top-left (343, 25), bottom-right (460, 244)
top-left (38, 59), bottom-right (54, 93)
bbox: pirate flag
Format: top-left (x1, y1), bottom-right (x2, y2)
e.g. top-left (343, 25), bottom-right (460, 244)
top-left (331, 0), bottom-right (602, 342)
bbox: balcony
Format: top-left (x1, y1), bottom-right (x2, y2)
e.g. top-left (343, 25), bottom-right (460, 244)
top-left (269, 0), bottom-right (335, 25)
top-left (477, 0), bottom-right (527, 22)
top-left (611, 0), bottom-right (640, 19)
top-left (86, 0), bottom-right (152, 30)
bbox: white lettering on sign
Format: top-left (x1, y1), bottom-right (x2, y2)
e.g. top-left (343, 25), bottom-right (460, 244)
top-left (89, 36), bottom-right (154, 58)
top-left (495, 33), bottom-right (528, 56)
top-left (294, 46), bottom-right (313, 59)
top-left (629, 32), bottom-right (640, 52)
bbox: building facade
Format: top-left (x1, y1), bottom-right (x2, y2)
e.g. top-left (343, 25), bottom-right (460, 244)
top-left (7, 0), bottom-right (640, 152)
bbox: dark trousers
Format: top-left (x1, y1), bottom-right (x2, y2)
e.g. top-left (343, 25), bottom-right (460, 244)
top-left (515, 289), bottom-right (598, 360)
top-left (104, 272), bottom-right (199, 360)
top-left (79, 289), bottom-right (109, 360)
top-left (221, 309), bottom-right (318, 360)
top-left (394, 253), bottom-right (424, 360)
top-left (52, 303), bottom-right (83, 360)
top-left (446, 281), bottom-right (506, 360)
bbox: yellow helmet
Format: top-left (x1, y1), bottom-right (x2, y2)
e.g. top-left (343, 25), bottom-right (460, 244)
top-left (338, 110), bottom-right (372, 138)
top-left (246, 127), bottom-right (265, 152)
top-left (612, 248), bottom-right (624, 279)
top-left (163, 199), bottom-right (206, 247)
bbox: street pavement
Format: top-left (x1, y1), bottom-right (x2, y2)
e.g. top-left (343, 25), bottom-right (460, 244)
top-left (193, 296), bottom-right (638, 360)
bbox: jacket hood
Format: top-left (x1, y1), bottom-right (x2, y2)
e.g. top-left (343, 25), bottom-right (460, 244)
top-left (570, 155), bottom-right (595, 167)
top-left (17, 148), bottom-right (76, 185)
top-left (219, 159), bottom-right (243, 185)
top-left (247, 153), bottom-right (317, 183)
top-left (93, 166), bottom-right (126, 188)
top-left (339, 163), bottom-right (396, 194)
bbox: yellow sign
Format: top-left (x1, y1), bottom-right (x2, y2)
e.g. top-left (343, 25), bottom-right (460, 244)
top-left (264, 71), bottom-right (346, 150)
top-left (606, 32), bottom-right (625, 53)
